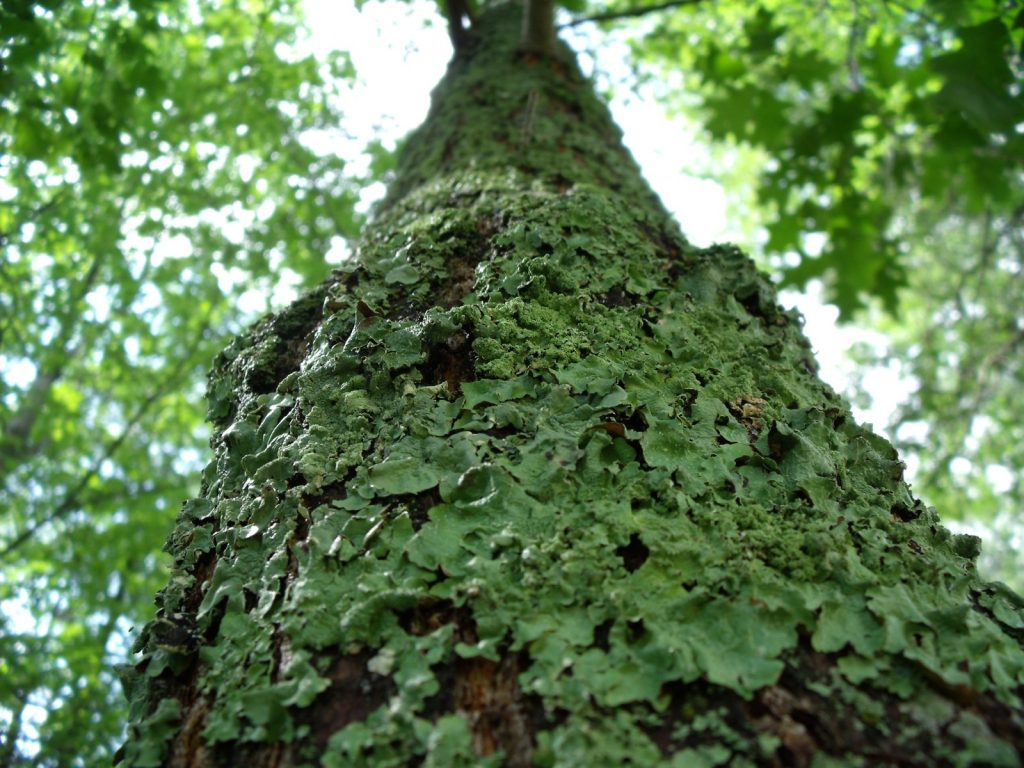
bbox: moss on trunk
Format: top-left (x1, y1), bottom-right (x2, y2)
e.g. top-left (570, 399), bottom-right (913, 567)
top-left (121, 4), bottom-right (1024, 766)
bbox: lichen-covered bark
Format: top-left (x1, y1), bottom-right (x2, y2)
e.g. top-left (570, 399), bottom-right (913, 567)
top-left (121, 5), bottom-right (1024, 766)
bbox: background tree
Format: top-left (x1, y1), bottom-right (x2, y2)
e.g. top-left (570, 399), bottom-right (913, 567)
top-left (1, 0), bottom-right (1021, 763)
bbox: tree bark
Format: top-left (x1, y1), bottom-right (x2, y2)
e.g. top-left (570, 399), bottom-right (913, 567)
top-left (121, 4), bottom-right (1024, 766)
top-left (520, 0), bottom-right (556, 55)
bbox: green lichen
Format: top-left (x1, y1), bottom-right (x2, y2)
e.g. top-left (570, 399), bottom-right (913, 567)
top-left (121, 3), bottom-right (1024, 766)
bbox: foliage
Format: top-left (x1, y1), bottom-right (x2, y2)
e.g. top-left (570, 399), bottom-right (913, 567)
top-left (620, 0), bottom-right (1022, 314)
top-left (0, 0), bottom-right (361, 762)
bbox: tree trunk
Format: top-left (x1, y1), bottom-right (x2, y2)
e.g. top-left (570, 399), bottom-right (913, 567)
top-left (121, 4), bottom-right (1024, 766)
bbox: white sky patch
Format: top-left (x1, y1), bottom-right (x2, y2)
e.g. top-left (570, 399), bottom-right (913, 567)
top-left (133, 281), bottom-right (163, 314)
top-left (855, 363), bottom-right (915, 436)
top-left (896, 420), bottom-right (930, 444)
top-left (60, 158), bottom-right (81, 185)
top-left (780, 284), bottom-right (906, 436)
top-left (210, 262), bottom-right (249, 292)
top-left (29, 249), bottom-right (50, 270)
top-left (239, 287), bottom-right (271, 315)
top-left (124, 336), bottom-right (141, 361)
top-left (986, 465), bottom-right (1015, 494)
top-left (325, 235), bottom-right (353, 265)
top-left (270, 268), bottom-right (305, 307)
top-left (151, 232), bottom-right (194, 264)
top-left (172, 446), bottom-right (206, 476)
top-left (85, 284), bottom-right (113, 323)
top-left (303, 0), bottom-right (448, 152)
top-left (355, 181), bottom-right (387, 215)
top-left (612, 95), bottom-right (732, 246)
top-left (950, 456), bottom-right (973, 477)
top-left (0, 357), bottom-right (38, 389)
top-left (256, 198), bottom-right (276, 221)
top-left (237, 154), bottom-right (258, 184)
top-left (196, 203), bottom-right (255, 247)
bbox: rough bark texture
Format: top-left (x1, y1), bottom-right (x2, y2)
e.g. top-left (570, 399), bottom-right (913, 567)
top-left (121, 4), bottom-right (1024, 766)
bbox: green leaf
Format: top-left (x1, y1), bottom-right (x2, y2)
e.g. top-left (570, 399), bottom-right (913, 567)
top-left (929, 20), bottom-right (1023, 134)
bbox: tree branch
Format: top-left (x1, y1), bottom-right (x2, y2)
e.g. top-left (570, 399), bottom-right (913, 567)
top-left (559, 0), bottom-right (708, 29)
top-left (1, 248), bottom-right (107, 474)
top-left (0, 346), bottom-right (200, 560)
top-left (521, 0), bottom-right (557, 54)
top-left (0, 190), bottom-right (68, 247)
top-left (445, 0), bottom-right (476, 52)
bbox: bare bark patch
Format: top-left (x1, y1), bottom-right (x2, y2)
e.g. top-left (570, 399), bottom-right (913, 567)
top-left (616, 532), bottom-right (649, 573)
top-left (421, 330), bottom-right (474, 395)
top-left (294, 650), bottom-right (396, 756)
top-left (453, 654), bottom-right (536, 768)
top-left (437, 255), bottom-right (479, 307)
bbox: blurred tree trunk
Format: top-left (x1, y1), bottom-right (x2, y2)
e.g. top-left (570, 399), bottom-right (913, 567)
top-left (121, 4), bottom-right (1024, 766)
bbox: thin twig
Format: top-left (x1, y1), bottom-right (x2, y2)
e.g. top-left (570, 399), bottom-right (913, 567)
top-left (522, 0), bottom-right (557, 53)
top-left (0, 340), bottom-right (202, 560)
top-left (1, 245), bottom-right (109, 473)
top-left (0, 189), bottom-right (68, 244)
top-left (846, 0), bottom-right (863, 91)
top-left (880, 0), bottom-right (940, 28)
top-left (559, 0), bottom-right (708, 29)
